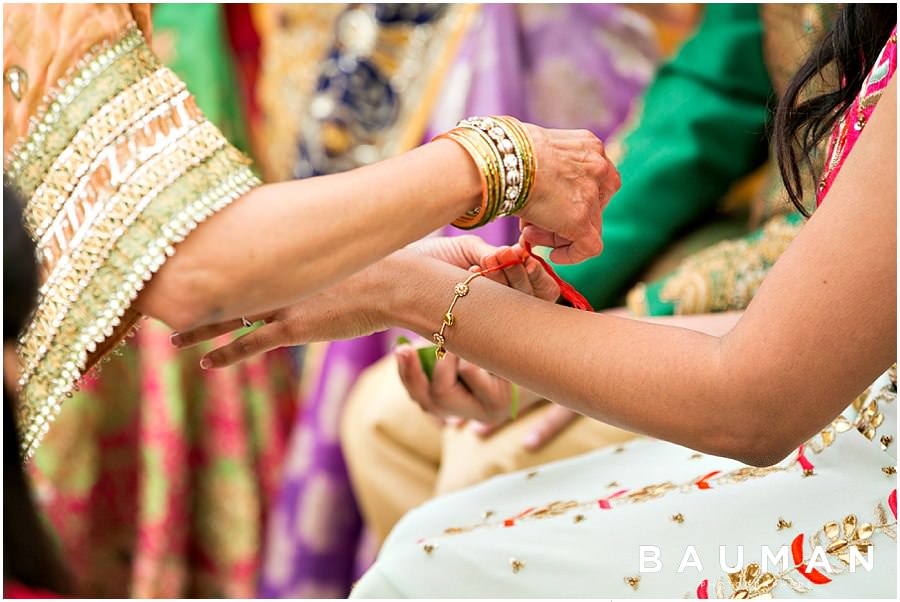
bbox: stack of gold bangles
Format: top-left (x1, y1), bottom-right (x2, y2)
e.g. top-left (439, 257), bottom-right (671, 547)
top-left (435, 115), bottom-right (536, 229)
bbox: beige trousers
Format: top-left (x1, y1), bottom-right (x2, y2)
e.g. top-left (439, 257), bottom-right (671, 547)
top-left (340, 354), bottom-right (636, 543)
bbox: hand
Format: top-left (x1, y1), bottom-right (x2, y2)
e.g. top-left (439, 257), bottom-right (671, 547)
top-left (171, 236), bottom-right (558, 367)
top-left (516, 124), bottom-right (620, 264)
top-left (396, 348), bottom-right (529, 425)
top-left (408, 237), bottom-right (559, 302)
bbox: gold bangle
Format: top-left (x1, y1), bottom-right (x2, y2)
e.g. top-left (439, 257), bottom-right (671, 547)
top-left (459, 126), bottom-right (504, 226)
top-left (432, 271), bottom-right (482, 359)
top-left (441, 127), bottom-right (503, 229)
top-left (436, 113), bottom-right (536, 229)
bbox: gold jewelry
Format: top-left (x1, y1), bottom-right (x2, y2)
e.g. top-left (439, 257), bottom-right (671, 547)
top-left (435, 114), bottom-right (536, 230)
top-left (432, 271), bottom-right (483, 359)
top-left (4, 65), bottom-right (28, 101)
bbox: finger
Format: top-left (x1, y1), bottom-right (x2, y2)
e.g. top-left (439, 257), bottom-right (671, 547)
top-left (471, 419), bottom-right (506, 438)
top-left (456, 234), bottom-right (502, 267)
top-left (445, 416), bottom-right (466, 429)
top-left (523, 257), bottom-right (560, 301)
top-left (520, 224), bottom-right (560, 249)
top-left (172, 317), bottom-right (253, 348)
top-left (497, 247), bottom-right (533, 295)
top-left (457, 359), bottom-right (509, 421)
top-left (395, 346), bottom-right (438, 413)
top-left (522, 405), bottom-right (579, 451)
top-left (548, 232), bottom-right (602, 264)
top-left (200, 322), bottom-right (285, 368)
top-left (430, 354), bottom-right (488, 420)
top-left (478, 246), bottom-right (515, 286)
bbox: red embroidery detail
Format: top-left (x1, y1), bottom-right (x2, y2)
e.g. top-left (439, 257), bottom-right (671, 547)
top-left (889, 489), bottom-right (897, 519)
top-left (796, 445), bottom-right (815, 472)
top-left (598, 489), bottom-right (628, 509)
top-left (695, 471), bottom-right (721, 490)
top-left (503, 506), bottom-right (535, 527)
top-left (791, 533), bottom-right (832, 585)
top-left (696, 579), bottom-right (709, 599)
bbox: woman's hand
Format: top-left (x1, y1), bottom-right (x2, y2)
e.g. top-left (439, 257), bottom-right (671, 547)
top-left (396, 346), bottom-right (578, 452)
top-left (396, 348), bottom-right (538, 425)
top-left (171, 236), bottom-right (559, 367)
top-left (516, 124), bottom-right (620, 264)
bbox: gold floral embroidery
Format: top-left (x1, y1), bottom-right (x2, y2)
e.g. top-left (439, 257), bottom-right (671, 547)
top-left (695, 500), bottom-right (897, 599)
top-left (823, 515), bottom-right (873, 564)
top-left (776, 518), bottom-right (793, 531)
top-left (726, 563), bottom-right (776, 599)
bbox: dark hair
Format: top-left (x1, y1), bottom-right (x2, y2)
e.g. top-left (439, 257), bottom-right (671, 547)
top-left (774, 4), bottom-right (896, 216)
top-left (3, 184), bottom-right (73, 594)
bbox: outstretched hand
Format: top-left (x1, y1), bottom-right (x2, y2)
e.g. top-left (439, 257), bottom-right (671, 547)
top-left (170, 236), bottom-right (560, 368)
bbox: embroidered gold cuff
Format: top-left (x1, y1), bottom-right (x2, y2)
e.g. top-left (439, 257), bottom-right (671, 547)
top-left (7, 23), bottom-right (261, 460)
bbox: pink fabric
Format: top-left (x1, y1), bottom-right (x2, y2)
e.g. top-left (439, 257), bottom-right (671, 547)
top-left (817, 26), bottom-right (897, 206)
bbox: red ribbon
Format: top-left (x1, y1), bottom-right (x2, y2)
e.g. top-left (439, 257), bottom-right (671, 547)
top-left (796, 445), bottom-right (815, 472)
top-left (696, 579), bottom-right (709, 599)
top-left (476, 242), bottom-right (594, 312)
top-left (695, 471), bottom-right (721, 490)
top-left (598, 489), bottom-right (629, 509)
top-left (889, 489), bottom-right (897, 519)
top-left (791, 533), bottom-right (832, 585)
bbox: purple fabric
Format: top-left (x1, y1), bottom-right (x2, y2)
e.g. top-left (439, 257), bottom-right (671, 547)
top-left (258, 4), bottom-right (659, 597)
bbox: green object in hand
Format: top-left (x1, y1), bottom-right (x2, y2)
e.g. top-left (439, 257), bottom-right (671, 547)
top-left (509, 382), bottom-right (520, 420)
top-left (395, 336), bottom-right (438, 380)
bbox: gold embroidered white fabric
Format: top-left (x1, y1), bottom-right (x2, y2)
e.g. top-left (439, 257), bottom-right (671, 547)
top-left (6, 23), bottom-right (260, 460)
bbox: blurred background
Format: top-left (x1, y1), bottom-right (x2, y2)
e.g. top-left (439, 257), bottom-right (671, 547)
top-left (22, 3), bottom-right (826, 597)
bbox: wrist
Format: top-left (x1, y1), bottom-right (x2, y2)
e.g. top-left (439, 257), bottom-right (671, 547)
top-left (429, 138), bottom-right (483, 217)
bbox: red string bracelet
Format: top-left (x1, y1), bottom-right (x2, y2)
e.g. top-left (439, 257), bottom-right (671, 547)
top-left (473, 241), bottom-right (594, 312)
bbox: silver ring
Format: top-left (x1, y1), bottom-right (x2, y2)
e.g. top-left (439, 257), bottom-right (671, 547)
top-left (241, 317), bottom-right (253, 328)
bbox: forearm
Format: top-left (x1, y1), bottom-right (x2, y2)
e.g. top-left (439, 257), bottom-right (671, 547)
top-left (388, 256), bottom-right (737, 457)
top-left (138, 139), bottom-right (480, 329)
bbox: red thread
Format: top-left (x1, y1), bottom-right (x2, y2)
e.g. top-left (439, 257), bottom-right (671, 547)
top-left (475, 242), bottom-right (594, 312)
top-left (696, 579), bottom-right (709, 599)
top-left (695, 471), bottom-right (721, 490)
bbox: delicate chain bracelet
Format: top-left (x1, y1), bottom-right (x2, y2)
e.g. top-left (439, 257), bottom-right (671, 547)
top-left (432, 272), bottom-right (483, 359)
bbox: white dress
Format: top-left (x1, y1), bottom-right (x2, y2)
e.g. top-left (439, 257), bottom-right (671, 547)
top-left (352, 368), bottom-right (897, 598)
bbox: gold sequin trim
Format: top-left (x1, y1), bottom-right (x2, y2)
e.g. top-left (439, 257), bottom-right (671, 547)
top-left (6, 25), bottom-right (152, 195)
top-left (18, 120), bottom-right (232, 389)
top-left (12, 24), bottom-right (261, 459)
top-left (27, 67), bottom-right (187, 241)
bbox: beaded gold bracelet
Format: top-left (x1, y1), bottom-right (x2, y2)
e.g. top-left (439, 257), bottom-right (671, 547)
top-left (432, 271), bottom-right (484, 359)
top-left (435, 115), bottom-right (535, 230)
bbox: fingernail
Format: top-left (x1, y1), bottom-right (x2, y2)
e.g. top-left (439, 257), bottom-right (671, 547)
top-left (200, 357), bottom-right (212, 370)
top-left (170, 332), bottom-right (181, 347)
top-left (523, 432), bottom-right (540, 449)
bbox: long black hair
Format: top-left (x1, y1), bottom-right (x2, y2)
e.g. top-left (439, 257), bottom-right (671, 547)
top-left (3, 184), bottom-right (73, 594)
top-left (773, 4), bottom-right (896, 216)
